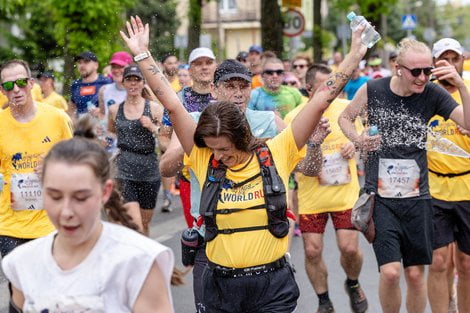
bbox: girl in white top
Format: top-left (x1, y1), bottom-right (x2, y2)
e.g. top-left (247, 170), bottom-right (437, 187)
top-left (2, 122), bottom-right (174, 313)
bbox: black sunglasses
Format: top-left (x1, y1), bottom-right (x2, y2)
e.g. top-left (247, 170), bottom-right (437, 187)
top-left (1, 78), bottom-right (29, 91)
top-left (283, 81), bottom-right (298, 86)
top-left (400, 64), bottom-right (433, 77)
top-left (263, 69), bottom-right (284, 76)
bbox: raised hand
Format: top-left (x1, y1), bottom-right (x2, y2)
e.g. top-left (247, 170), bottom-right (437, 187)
top-left (120, 16), bottom-right (150, 56)
top-left (350, 25), bottom-right (368, 59)
top-left (432, 60), bottom-right (465, 89)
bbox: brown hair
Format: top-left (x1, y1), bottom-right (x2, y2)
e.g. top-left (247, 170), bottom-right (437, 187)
top-left (0, 59), bottom-right (32, 82)
top-left (42, 117), bottom-right (139, 231)
top-left (305, 64), bottom-right (332, 87)
top-left (194, 101), bottom-right (262, 153)
top-left (292, 55), bottom-right (312, 65)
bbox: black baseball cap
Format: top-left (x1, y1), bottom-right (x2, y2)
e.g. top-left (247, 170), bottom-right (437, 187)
top-left (214, 59), bottom-right (252, 85)
top-left (123, 65), bottom-right (144, 80)
top-left (37, 71), bottom-right (54, 80)
top-left (236, 51), bottom-right (248, 62)
top-left (74, 51), bottom-right (98, 62)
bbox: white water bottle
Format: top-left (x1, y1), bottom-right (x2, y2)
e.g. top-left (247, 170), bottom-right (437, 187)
top-left (347, 12), bottom-right (381, 48)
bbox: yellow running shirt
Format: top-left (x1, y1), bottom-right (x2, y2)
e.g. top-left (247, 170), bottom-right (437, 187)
top-left (285, 99), bottom-right (362, 214)
top-left (189, 126), bottom-right (304, 268)
top-left (427, 79), bottom-right (470, 201)
top-left (0, 103), bottom-right (73, 238)
top-left (43, 91), bottom-right (68, 111)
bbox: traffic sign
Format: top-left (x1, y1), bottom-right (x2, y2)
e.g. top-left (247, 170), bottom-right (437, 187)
top-left (283, 9), bottom-right (305, 38)
top-left (282, 0), bottom-right (301, 7)
top-left (402, 14), bottom-right (417, 30)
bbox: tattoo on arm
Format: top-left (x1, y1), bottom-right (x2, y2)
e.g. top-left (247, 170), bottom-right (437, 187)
top-left (322, 72), bottom-right (351, 103)
top-left (153, 88), bottom-right (164, 96)
top-left (148, 65), bottom-right (161, 75)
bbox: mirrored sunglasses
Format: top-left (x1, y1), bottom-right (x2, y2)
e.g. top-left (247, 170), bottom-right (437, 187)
top-left (1, 78), bottom-right (29, 91)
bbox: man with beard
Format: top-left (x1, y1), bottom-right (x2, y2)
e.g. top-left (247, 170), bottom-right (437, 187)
top-left (162, 54), bottom-right (181, 92)
top-left (160, 47), bottom-right (217, 214)
top-left (339, 38), bottom-right (470, 313)
top-left (427, 38), bottom-right (470, 313)
top-left (69, 51), bottom-right (111, 118)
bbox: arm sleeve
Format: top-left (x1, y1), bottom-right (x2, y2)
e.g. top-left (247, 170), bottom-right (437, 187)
top-left (267, 126), bottom-right (306, 177)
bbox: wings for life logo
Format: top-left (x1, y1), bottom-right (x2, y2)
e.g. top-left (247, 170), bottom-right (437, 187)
top-left (11, 152), bottom-right (41, 170)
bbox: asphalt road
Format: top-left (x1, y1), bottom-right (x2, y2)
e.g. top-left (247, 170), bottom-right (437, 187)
top-left (0, 192), bottom-right (434, 312)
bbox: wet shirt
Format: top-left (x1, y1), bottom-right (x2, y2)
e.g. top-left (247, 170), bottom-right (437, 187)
top-left (427, 79), bottom-right (470, 201)
top-left (162, 87), bottom-right (213, 126)
top-left (70, 75), bottom-right (111, 115)
top-left (0, 103), bottom-right (73, 238)
top-left (248, 85), bottom-right (303, 118)
top-left (115, 100), bottom-right (159, 182)
top-left (365, 77), bottom-right (458, 199)
top-left (188, 126), bottom-right (304, 268)
top-left (285, 100), bottom-right (362, 214)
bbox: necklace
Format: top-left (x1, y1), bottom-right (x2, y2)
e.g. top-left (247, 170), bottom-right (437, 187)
top-left (228, 153), bottom-right (254, 172)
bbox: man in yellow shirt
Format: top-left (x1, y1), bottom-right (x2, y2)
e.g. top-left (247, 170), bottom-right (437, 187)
top-left (37, 71), bottom-right (68, 111)
top-left (161, 54), bottom-right (181, 92)
top-left (427, 38), bottom-right (470, 313)
top-left (0, 59), bottom-right (72, 258)
top-left (286, 64), bottom-right (367, 313)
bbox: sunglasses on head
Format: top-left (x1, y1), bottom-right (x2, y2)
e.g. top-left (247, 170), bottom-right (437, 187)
top-left (293, 64), bottom-right (307, 69)
top-left (1, 78), bottom-right (29, 91)
top-left (263, 69), bottom-right (284, 76)
top-left (400, 64), bottom-right (433, 77)
top-left (283, 81), bottom-right (297, 86)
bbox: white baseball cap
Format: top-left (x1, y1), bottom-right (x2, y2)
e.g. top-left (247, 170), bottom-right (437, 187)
top-left (188, 47), bottom-right (216, 64)
top-left (432, 38), bottom-right (464, 58)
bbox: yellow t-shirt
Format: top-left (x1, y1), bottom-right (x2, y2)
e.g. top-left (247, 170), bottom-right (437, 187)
top-left (189, 126), bottom-right (304, 268)
top-left (286, 99), bottom-right (362, 214)
top-left (251, 74), bottom-right (263, 90)
top-left (43, 91), bottom-right (68, 111)
top-left (170, 77), bottom-right (181, 92)
top-left (31, 83), bottom-right (43, 102)
top-left (0, 93), bottom-right (7, 109)
top-left (0, 103), bottom-right (73, 238)
top-left (427, 79), bottom-right (470, 201)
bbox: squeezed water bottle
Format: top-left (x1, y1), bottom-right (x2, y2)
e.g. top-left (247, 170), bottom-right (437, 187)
top-left (347, 12), bottom-right (381, 48)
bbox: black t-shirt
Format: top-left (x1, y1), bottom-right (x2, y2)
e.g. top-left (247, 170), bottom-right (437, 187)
top-left (365, 77), bottom-right (458, 199)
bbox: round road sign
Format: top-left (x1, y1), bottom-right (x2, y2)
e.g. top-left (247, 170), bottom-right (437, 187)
top-left (283, 9), bottom-right (305, 38)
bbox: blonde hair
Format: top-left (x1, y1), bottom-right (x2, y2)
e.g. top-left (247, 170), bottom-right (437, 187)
top-left (396, 38), bottom-right (431, 64)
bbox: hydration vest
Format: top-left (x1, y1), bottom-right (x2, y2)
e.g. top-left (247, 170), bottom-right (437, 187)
top-left (200, 143), bottom-right (289, 242)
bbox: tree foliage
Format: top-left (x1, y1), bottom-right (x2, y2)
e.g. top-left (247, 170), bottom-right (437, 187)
top-left (127, 0), bottom-right (179, 61)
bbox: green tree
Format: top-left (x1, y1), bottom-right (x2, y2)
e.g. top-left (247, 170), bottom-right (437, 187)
top-left (261, 0), bottom-right (283, 57)
top-left (127, 0), bottom-right (179, 61)
top-left (49, 0), bottom-right (135, 95)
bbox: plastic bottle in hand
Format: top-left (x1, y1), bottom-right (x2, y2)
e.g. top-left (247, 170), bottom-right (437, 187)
top-left (347, 12), bottom-right (381, 48)
top-left (368, 125), bottom-right (379, 136)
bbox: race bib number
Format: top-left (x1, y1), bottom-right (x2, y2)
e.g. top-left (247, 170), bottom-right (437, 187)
top-left (378, 158), bottom-right (420, 198)
top-left (10, 173), bottom-right (43, 211)
top-left (319, 152), bottom-right (351, 186)
top-left (24, 295), bottom-right (105, 313)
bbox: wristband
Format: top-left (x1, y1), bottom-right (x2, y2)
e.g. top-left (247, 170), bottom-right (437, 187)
top-left (134, 51), bottom-right (151, 62)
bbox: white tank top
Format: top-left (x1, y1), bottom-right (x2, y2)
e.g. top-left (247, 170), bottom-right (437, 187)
top-left (102, 82), bottom-right (127, 117)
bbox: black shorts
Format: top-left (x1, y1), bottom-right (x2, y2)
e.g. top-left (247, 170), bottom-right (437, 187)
top-left (372, 197), bottom-right (433, 268)
top-left (117, 179), bottom-right (160, 209)
top-left (202, 262), bottom-right (299, 313)
top-left (432, 198), bottom-right (470, 255)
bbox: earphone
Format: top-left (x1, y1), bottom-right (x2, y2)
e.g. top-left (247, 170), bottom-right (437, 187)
top-left (397, 70), bottom-right (402, 76)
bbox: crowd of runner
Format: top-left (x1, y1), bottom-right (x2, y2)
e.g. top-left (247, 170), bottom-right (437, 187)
top-left (0, 15), bottom-right (468, 313)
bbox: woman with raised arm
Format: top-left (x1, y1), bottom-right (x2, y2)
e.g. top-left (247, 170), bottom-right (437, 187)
top-left (121, 16), bottom-right (367, 313)
top-left (2, 119), bottom-right (174, 313)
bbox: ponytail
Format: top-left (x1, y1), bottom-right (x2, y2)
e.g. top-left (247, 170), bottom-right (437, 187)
top-left (103, 188), bottom-right (140, 232)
